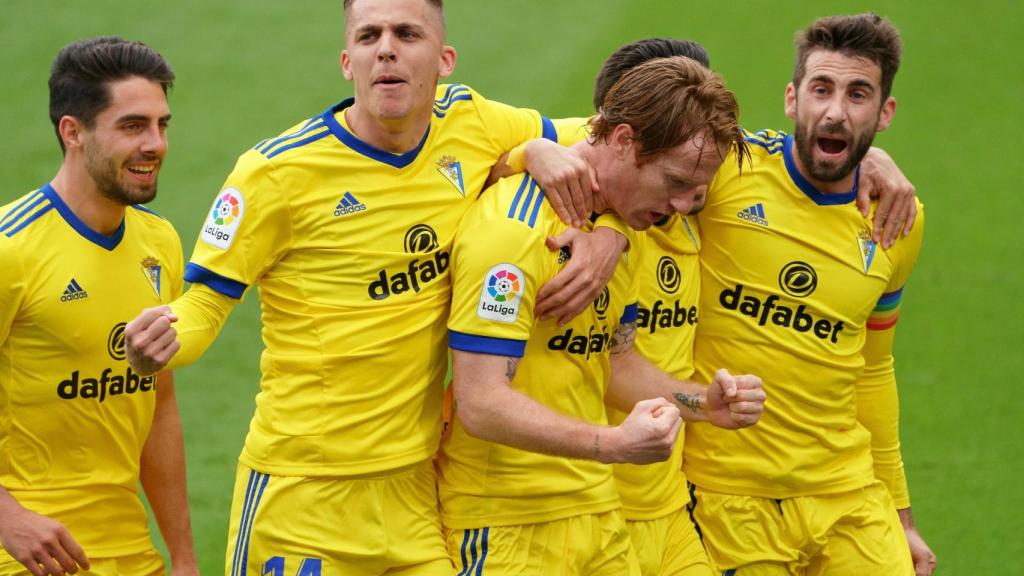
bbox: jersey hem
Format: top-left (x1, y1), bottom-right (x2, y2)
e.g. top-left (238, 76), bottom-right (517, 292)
top-left (441, 496), bottom-right (622, 530)
top-left (684, 470), bottom-right (877, 500)
top-left (238, 446), bottom-right (435, 477)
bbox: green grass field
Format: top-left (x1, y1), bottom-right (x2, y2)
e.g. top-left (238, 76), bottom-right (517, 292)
top-left (2, 1), bottom-right (1022, 573)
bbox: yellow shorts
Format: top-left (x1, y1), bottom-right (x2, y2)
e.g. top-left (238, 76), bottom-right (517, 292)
top-left (0, 548), bottom-right (164, 576)
top-left (445, 509), bottom-right (640, 576)
top-left (689, 481), bottom-right (912, 576)
top-left (627, 506), bottom-right (711, 576)
top-left (225, 460), bottom-right (453, 576)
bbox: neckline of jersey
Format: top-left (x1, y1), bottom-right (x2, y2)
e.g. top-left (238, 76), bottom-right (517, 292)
top-left (42, 183), bottom-right (125, 250)
top-left (782, 133), bottom-right (859, 206)
top-left (321, 98), bottom-right (431, 169)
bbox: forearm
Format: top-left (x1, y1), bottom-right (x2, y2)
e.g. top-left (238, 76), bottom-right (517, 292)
top-left (140, 373), bottom-right (197, 569)
top-left (166, 282), bottom-right (236, 370)
top-left (452, 351), bottom-right (610, 462)
top-left (859, 330), bottom-right (910, 507)
top-left (607, 348), bottom-right (707, 422)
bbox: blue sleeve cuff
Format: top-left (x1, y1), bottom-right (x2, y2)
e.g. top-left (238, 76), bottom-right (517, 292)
top-left (184, 263), bottom-right (247, 299)
top-left (449, 330), bottom-right (527, 358)
top-left (620, 302), bottom-right (639, 324)
top-left (541, 116), bottom-right (557, 143)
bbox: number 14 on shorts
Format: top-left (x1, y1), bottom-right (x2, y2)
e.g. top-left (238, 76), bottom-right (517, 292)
top-left (262, 556), bottom-right (322, 576)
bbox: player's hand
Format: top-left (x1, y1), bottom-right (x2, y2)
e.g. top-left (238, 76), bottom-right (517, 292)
top-left (524, 139), bottom-right (597, 226)
top-left (898, 508), bottom-right (937, 576)
top-left (0, 505), bottom-right (89, 576)
top-left (857, 147), bottom-right (918, 249)
top-left (125, 305), bottom-right (180, 376)
top-left (536, 227), bottom-right (626, 325)
top-left (904, 525), bottom-right (937, 576)
top-left (601, 398), bottom-right (682, 464)
top-left (704, 368), bottom-right (765, 429)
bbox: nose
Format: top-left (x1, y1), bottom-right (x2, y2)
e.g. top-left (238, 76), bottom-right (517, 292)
top-left (140, 124), bottom-right (167, 157)
top-left (669, 195), bottom-right (694, 215)
top-left (377, 32), bottom-right (397, 62)
top-left (824, 95), bottom-right (847, 126)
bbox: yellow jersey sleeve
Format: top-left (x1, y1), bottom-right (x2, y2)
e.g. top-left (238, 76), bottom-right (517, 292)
top-left (448, 177), bottom-right (551, 356)
top-left (184, 151), bottom-right (294, 298)
top-left (467, 86), bottom-right (557, 155)
top-left (859, 201), bottom-right (925, 508)
top-left (505, 116), bottom-right (592, 172)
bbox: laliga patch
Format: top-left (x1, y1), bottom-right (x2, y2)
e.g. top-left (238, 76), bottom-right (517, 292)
top-left (201, 187), bottom-right (245, 249)
top-left (477, 263), bottom-right (525, 323)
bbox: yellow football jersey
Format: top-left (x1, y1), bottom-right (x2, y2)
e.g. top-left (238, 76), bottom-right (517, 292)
top-left (439, 171), bottom-right (639, 529)
top-left (182, 84), bottom-right (556, 476)
top-left (685, 130), bottom-right (924, 498)
top-left (609, 214), bottom-right (701, 521)
top-left (0, 184), bottom-right (183, 557)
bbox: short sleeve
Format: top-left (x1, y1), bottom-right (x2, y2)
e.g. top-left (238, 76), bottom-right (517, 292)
top-left (184, 151), bottom-right (293, 299)
top-left (448, 216), bottom-right (549, 358)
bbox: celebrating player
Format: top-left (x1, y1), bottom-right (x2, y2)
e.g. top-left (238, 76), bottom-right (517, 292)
top-left (439, 56), bottom-right (765, 576)
top-left (0, 38), bottom-right (197, 576)
top-left (123, 0), bottom-right (626, 574)
top-left (684, 13), bottom-right (936, 575)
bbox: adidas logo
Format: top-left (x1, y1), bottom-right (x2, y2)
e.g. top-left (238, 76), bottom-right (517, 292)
top-left (60, 278), bottom-right (88, 302)
top-left (334, 192), bottom-right (367, 217)
top-left (737, 203), bottom-right (769, 227)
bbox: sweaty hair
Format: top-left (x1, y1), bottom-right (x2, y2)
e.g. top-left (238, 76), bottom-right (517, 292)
top-left (593, 38), bottom-right (710, 110)
top-left (793, 12), bottom-right (902, 101)
top-left (49, 36), bottom-right (174, 152)
top-left (590, 56), bottom-right (748, 170)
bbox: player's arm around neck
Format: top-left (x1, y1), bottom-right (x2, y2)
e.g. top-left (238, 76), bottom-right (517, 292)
top-left (450, 349), bottom-right (678, 465)
top-left (141, 371), bottom-right (199, 575)
top-left (606, 322), bottom-right (766, 430)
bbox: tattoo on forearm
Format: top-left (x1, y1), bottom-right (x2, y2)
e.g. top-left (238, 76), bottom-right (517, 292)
top-left (505, 358), bottom-right (520, 381)
top-left (609, 321), bottom-right (636, 354)
top-left (593, 432), bottom-right (601, 461)
top-left (673, 392), bottom-right (702, 413)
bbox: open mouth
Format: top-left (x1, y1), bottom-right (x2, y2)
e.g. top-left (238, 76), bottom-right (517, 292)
top-left (816, 136), bottom-right (848, 156)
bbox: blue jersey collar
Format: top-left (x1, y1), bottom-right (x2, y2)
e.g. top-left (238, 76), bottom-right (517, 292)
top-left (321, 98), bottom-right (430, 169)
top-left (43, 183), bottom-right (125, 250)
top-left (783, 134), bottom-right (859, 206)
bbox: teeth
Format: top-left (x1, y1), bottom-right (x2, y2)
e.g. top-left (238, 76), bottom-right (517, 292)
top-left (128, 165), bottom-right (155, 174)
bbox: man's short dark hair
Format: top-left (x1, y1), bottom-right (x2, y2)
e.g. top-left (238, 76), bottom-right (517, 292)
top-left (793, 13), bottom-right (902, 101)
top-left (48, 36), bottom-right (174, 152)
top-left (594, 38), bottom-right (710, 110)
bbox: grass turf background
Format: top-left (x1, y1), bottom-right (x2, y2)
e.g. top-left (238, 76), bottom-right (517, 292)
top-left (1, 1), bottom-right (1021, 573)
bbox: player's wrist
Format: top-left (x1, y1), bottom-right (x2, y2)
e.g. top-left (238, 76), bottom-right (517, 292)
top-left (595, 426), bottom-right (622, 464)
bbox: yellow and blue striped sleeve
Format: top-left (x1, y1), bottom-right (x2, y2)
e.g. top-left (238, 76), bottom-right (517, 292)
top-left (448, 176), bottom-right (551, 357)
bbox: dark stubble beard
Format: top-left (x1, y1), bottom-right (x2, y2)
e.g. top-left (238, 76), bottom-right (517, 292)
top-left (85, 145), bottom-right (158, 206)
top-left (793, 118), bottom-right (875, 184)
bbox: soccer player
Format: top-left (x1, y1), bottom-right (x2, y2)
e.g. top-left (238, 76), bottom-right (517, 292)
top-left (0, 38), bottom-right (197, 576)
top-left (589, 39), bottom-right (717, 576)
top-left (123, 0), bottom-right (625, 574)
top-left (440, 56), bottom-right (765, 576)
top-left (684, 13), bottom-right (935, 575)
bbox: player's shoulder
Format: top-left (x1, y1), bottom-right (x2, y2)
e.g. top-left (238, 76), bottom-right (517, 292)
top-left (0, 186), bottom-right (58, 243)
top-left (128, 204), bottom-right (182, 245)
top-left (473, 172), bottom-right (555, 233)
top-left (433, 83), bottom-right (478, 118)
top-left (247, 109), bottom-right (335, 165)
top-left (741, 128), bottom-right (788, 155)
